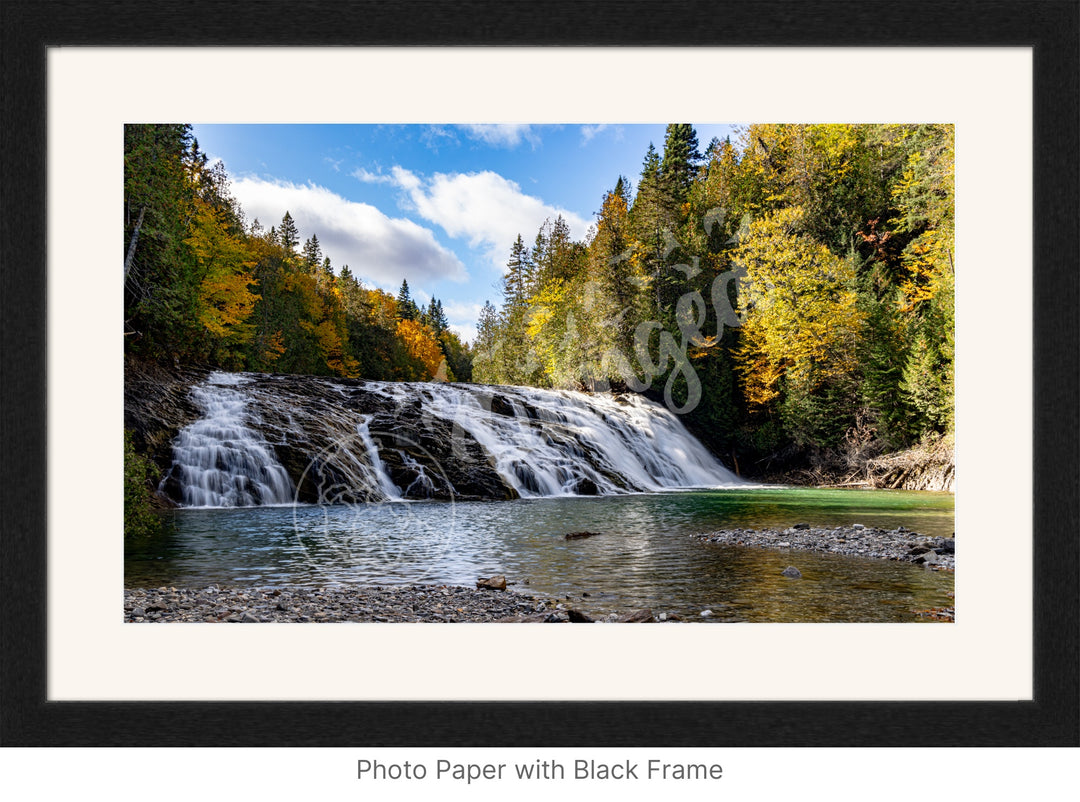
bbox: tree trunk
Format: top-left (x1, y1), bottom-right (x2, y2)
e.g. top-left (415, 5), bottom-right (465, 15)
top-left (124, 206), bottom-right (146, 279)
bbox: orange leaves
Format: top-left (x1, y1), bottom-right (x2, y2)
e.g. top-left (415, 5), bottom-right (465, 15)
top-left (396, 318), bottom-right (445, 380)
top-left (316, 319), bottom-right (359, 378)
top-left (198, 272), bottom-right (258, 341)
top-left (186, 198), bottom-right (259, 348)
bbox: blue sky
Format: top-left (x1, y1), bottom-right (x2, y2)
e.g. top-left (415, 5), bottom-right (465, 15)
top-left (191, 123), bottom-right (738, 343)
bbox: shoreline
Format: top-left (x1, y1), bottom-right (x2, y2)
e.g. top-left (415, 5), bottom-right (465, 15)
top-left (694, 524), bottom-right (955, 570)
top-left (123, 584), bottom-right (665, 624)
top-left (125, 523), bottom-right (955, 624)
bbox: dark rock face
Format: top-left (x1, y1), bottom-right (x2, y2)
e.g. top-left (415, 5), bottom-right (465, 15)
top-left (251, 374), bottom-right (518, 503)
top-left (127, 367), bottom-right (521, 505)
top-left (127, 366), bottom-right (735, 506)
top-left (123, 359), bottom-right (206, 475)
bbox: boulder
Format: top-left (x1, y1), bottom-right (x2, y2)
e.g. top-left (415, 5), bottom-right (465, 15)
top-left (781, 566), bottom-right (803, 578)
top-left (476, 575), bottom-right (507, 591)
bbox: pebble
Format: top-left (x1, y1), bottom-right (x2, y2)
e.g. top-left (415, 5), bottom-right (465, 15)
top-left (695, 524), bottom-right (956, 570)
top-left (122, 585), bottom-right (714, 624)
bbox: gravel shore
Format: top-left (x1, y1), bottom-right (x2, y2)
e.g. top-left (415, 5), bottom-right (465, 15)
top-left (122, 584), bottom-right (667, 623)
top-left (694, 523), bottom-right (955, 570)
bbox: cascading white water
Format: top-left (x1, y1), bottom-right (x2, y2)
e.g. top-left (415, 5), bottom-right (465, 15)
top-left (167, 373), bottom-right (742, 507)
top-left (354, 416), bottom-right (402, 500)
top-left (167, 373), bottom-right (295, 507)
top-left (374, 382), bottom-right (742, 498)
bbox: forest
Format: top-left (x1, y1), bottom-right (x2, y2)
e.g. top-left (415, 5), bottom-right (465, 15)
top-left (124, 123), bottom-right (954, 481)
top-left (124, 124), bottom-right (472, 384)
top-left (471, 123), bottom-right (954, 476)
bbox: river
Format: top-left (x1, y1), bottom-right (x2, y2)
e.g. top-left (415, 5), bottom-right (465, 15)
top-left (125, 487), bottom-right (954, 622)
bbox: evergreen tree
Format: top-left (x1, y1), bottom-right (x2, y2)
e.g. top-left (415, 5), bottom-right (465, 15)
top-left (278, 211), bottom-right (299, 251)
top-left (472, 300), bottom-right (502, 383)
top-left (661, 123), bottom-right (701, 202)
top-left (424, 298), bottom-right (449, 334)
top-left (302, 234), bottom-right (322, 272)
top-left (503, 234), bottom-right (530, 308)
top-left (396, 278), bottom-right (419, 320)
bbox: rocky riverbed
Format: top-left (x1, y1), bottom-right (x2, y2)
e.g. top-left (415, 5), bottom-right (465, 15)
top-left (123, 584), bottom-right (675, 623)
top-left (694, 523), bottom-right (955, 570)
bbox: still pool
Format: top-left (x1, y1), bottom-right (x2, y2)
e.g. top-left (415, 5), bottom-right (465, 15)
top-left (125, 487), bottom-right (955, 622)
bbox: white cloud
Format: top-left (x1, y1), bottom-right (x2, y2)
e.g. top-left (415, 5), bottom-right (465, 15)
top-left (449, 322), bottom-right (478, 346)
top-left (458, 124), bottom-right (540, 149)
top-left (580, 124), bottom-right (609, 144)
top-left (442, 300), bottom-right (484, 322)
top-left (376, 168), bottom-right (591, 270)
top-left (580, 124), bottom-right (624, 146)
top-left (352, 167), bottom-right (394, 185)
top-left (438, 301), bottom-right (484, 346)
top-left (230, 176), bottom-right (466, 287)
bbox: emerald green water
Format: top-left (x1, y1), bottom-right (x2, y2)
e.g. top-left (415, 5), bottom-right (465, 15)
top-left (126, 487), bottom-right (955, 622)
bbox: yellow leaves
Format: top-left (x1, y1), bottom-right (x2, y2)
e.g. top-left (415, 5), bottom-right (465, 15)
top-left (890, 125), bottom-right (954, 314)
top-left (733, 207), bottom-right (864, 409)
top-left (186, 198), bottom-right (259, 348)
top-left (260, 330), bottom-right (286, 364)
top-left (526, 279), bottom-right (568, 340)
top-left (315, 319), bottom-right (360, 378)
top-left (396, 318), bottom-right (445, 380)
top-left (198, 272), bottom-right (258, 342)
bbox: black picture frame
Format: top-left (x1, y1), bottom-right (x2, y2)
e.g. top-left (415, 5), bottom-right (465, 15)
top-left (2, 0), bottom-right (1077, 747)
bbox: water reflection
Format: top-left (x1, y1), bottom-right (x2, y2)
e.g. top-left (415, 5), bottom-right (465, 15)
top-left (126, 488), bottom-right (955, 622)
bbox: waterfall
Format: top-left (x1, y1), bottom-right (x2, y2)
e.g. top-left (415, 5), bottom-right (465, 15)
top-left (376, 382), bottom-right (741, 498)
top-left (165, 373), bottom-right (295, 507)
top-left (163, 372), bottom-right (742, 507)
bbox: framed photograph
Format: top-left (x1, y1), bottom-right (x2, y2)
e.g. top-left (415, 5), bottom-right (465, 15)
top-left (2, 1), bottom-right (1076, 749)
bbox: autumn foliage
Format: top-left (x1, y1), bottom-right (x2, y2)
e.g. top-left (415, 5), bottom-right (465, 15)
top-left (124, 124), bottom-right (469, 384)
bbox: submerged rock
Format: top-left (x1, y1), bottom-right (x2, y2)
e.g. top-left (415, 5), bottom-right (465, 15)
top-left (781, 566), bottom-right (803, 579)
top-left (476, 575), bottom-right (507, 591)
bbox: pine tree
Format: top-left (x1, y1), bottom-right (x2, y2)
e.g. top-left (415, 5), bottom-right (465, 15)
top-left (629, 141), bottom-right (678, 318)
top-left (426, 298), bottom-right (448, 334)
top-left (472, 300), bottom-right (502, 383)
top-left (396, 278), bottom-right (419, 320)
top-left (503, 234), bottom-right (530, 308)
top-left (302, 234), bottom-right (322, 272)
top-left (278, 211), bottom-right (299, 251)
top-left (661, 124), bottom-right (701, 203)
